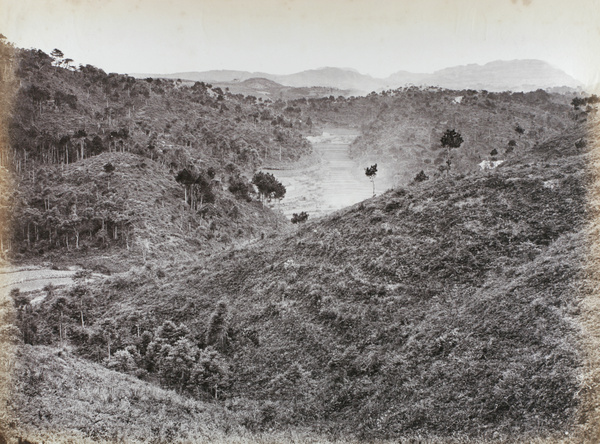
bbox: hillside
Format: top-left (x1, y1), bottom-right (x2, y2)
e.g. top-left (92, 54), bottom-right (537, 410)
top-left (8, 123), bottom-right (597, 441)
top-left (213, 78), bottom-right (352, 102)
top-left (1, 42), bottom-right (312, 261)
top-left (348, 87), bottom-right (580, 185)
top-left (8, 152), bottom-right (287, 269)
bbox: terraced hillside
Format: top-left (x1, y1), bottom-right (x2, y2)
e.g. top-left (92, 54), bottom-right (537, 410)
top-left (270, 129), bottom-right (379, 218)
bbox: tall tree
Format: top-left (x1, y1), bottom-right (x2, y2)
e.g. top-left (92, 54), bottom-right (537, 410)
top-left (365, 164), bottom-right (377, 196)
top-left (440, 129), bottom-right (463, 174)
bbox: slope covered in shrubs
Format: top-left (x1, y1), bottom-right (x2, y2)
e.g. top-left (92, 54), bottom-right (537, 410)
top-left (347, 87), bottom-right (580, 184)
top-left (12, 126), bottom-right (595, 441)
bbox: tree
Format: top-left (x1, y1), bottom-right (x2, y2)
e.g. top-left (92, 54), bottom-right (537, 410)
top-left (515, 125), bottom-right (525, 138)
top-left (106, 349), bottom-right (138, 374)
top-left (252, 171), bottom-right (286, 203)
top-left (306, 116), bottom-right (313, 131)
top-left (190, 347), bottom-right (231, 399)
top-left (365, 164), bottom-right (377, 196)
top-left (176, 168), bottom-right (215, 210)
top-left (12, 288), bottom-right (37, 345)
top-left (158, 337), bottom-right (198, 392)
top-left (228, 175), bottom-right (253, 201)
top-left (50, 48), bottom-right (64, 59)
top-left (104, 162), bottom-right (115, 190)
top-left (50, 49), bottom-right (64, 67)
top-left (175, 168), bottom-right (196, 204)
top-left (206, 300), bottom-right (228, 350)
top-left (440, 129), bottom-right (463, 174)
top-left (99, 319), bottom-right (118, 359)
top-left (571, 97), bottom-right (585, 110)
top-left (291, 211), bottom-right (309, 224)
top-left (194, 170), bottom-right (216, 210)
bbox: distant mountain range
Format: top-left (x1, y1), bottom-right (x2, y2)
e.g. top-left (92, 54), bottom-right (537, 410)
top-left (134, 60), bottom-right (582, 95)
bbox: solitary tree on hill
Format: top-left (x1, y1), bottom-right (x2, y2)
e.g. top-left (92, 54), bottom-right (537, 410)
top-left (50, 49), bottom-right (64, 67)
top-left (365, 164), bottom-right (377, 196)
top-left (440, 129), bottom-right (463, 174)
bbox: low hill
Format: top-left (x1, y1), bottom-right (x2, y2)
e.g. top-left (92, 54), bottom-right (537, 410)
top-left (13, 126), bottom-right (596, 441)
top-left (213, 77), bottom-right (352, 101)
top-left (8, 151), bottom-right (286, 269)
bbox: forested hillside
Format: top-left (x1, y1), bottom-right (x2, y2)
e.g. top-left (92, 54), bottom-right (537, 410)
top-left (0, 40), bottom-right (312, 261)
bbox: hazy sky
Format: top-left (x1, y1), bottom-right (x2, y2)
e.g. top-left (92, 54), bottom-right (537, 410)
top-left (2, 0), bottom-right (600, 86)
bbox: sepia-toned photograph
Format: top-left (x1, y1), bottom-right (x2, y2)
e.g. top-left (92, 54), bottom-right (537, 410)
top-left (1, 0), bottom-right (600, 442)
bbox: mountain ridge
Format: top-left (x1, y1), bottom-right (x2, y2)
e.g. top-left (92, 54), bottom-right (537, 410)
top-left (135, 60), bottom-right (583, 94)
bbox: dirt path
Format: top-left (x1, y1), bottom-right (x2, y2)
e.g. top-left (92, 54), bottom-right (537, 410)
top-left (267, 129), bottom-right (373, 219)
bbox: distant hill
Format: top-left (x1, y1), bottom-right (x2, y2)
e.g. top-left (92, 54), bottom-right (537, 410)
top-left (213, 77), bottom-right (352, 101)
top-left (424, 60), bottom-right (583, 92)
top-left (138, 60), bottom-right (583, 94)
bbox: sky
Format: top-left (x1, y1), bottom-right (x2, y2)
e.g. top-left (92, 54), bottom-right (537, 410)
top-left (2, 0), bottom-right (600, 87)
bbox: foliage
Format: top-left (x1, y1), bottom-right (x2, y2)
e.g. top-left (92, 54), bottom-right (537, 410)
top-left (365, 164), bottom-right (377, 195)
top-left (291, 212), bottom-right (309, 224)
top-left (440, 129), bottom-right (464, 149)
top-left (440, 129), bottom-right (464, 173)
top-left (252, 171), bottom-right (286, 202)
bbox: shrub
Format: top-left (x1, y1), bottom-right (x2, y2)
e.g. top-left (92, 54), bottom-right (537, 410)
top-left (291, 212), bottom-right (309, 224)
top-left (413, 170), bottom-right (429, 183)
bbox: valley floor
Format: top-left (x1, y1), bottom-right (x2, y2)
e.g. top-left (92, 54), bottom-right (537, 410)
top-left (266, 128), bottom-right (377, 219)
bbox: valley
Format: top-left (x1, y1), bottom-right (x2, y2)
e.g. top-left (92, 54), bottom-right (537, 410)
top-left (1, 37), bottom-right (600, 444)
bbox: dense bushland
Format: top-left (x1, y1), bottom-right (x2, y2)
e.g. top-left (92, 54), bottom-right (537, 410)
top-left (10, 124), bottom-right (594, 441)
